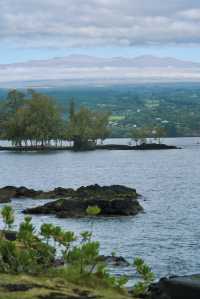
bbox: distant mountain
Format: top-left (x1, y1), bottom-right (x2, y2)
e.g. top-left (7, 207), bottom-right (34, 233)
top-left (1, 54), bottom-right (200, 69)
top-left (0, 55), bottom-right (200, 87)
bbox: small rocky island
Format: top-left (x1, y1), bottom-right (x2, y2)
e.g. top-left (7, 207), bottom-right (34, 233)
top-left (0, 184), bottom-right (143, 217)
top-left (24, 185), bottom-right (143, 217)
top-left (1, 184), bottom-right (143, 218)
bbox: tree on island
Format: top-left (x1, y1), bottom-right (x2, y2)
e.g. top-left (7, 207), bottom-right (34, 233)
top-left (130, 127), bottom-right (147, 145)
top-left (66, 100), bottom-right (110, 150)
top-left (130, 126), bottom-right (166, 145)
top-left (1, 90), bottom-right (65, 147)
top-left (0, 90), bottom-right (111, 150)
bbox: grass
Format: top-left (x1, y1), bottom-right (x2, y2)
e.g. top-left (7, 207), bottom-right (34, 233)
top-left (0, 273), bottom-right (133, 299)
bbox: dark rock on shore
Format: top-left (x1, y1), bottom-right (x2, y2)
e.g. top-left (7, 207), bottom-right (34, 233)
top-left (0, 192), bottom-right (11, 203)
top-left (134, 143), bottom-right (179, 150)
top-left (0, 142), bottom-right (179, 152)
top-left (52, 255), bottom-right (129, 268)
top-left (0, 185), bottom-right (75, 202)
top-left (99, 255), bottom-right (130, 267)
top-left (0, 230), bottom-right (17, 241)
top-left (23, 184), bottom-right (143, 218)
top-left (97, 143), bottom-right (178, 150)
top-left (149, 275), bottom-right (200, 299)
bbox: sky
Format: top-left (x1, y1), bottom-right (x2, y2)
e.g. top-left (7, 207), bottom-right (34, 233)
top-left (0, 0), bottom-right (200, 64)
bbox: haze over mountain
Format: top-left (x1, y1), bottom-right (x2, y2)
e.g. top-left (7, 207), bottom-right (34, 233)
top-left (1, 55), bottom-right (200, 88)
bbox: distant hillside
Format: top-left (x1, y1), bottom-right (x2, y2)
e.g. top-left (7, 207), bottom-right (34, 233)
top-left (1, 84), bottom-right (200, 138)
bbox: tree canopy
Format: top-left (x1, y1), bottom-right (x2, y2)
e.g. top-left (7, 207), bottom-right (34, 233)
top-left (0, 90), bottom-right (110, 150)
top-left (66, 100), bottom-right (110, 150)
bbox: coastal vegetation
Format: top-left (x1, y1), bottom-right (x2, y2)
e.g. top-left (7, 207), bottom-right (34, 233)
top-left (130, 127), bottom-right (166, 145)
top-left (0, 89), bottom-right (174, 151)
top-left (0, 205), bottom-right (154, 299)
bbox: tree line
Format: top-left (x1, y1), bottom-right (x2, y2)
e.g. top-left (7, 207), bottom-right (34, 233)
top-left (130, 126), bottom-right (166, 145)
top-left (0, 89), bottom-right (110, 150)
top-left (0, 89), bottom-right (166, 150)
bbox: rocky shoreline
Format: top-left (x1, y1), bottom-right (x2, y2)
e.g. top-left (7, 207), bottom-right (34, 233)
top-left (149, 275), bottom-right (200, 299)
top-left (0, 143), bottom-right (179, 152)
top-left (0, 185), bottom-right (75, 203)
top-left (97, 143), bottom-right (179, 150)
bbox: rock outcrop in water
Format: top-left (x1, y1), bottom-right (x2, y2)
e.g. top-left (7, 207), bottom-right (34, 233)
top-left (149, 275), bottom-right (200, 299)
top-left (23, 184), bottom-right (143, 217)
top-left (0, 185), bottom-right (75, 203)
top-left (97, 143), bottom-right (179, 150)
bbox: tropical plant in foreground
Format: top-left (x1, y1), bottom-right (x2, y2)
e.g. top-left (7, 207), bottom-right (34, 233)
top-left (40, 223), bottom-right (54, 244)
top-left (17, 216), bottom-right (35, 246)
top-left (0, 206), bottom-right (154, 293)
top-left (1, 205), bottom-right (15, 230)
top-left (132, 257), bottom-right (155, 297)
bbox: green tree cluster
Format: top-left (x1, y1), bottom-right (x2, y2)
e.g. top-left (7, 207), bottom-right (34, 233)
top-left (130, 126), bottom-right (166, 145)
top-left (0, 90), bottom-right (110, 150)
top-left (67, 100), bottom-right (110, 150)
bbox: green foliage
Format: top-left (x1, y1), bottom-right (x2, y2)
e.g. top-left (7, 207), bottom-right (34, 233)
top-left (68, 241), bottom-right (100, 275)
top-left (0, 214), bottom-right (56, 274)
top-left (132, 257), bottom-right (155, 297)
top-left (130, 128), bottom-right (147, 145)
top-left (86, 205), bottom-right (101, 216)
top-left (0, 206), bottom-right (156, 295)
top-left (40, 223), bottom-right (54, 244)
top-left (130, 126), bottom-right (166, 145)
top-left (0, 89), bottom-right (111, 150)
top-left (66, 103), bottom-right (110, 150)
top-left (17, 216), bottom-right (35, 246)
top-left (116, 275), bottom-right (129, 289)
top-left (1, 206), bottom-right (15, 230)
top-left (96, 264), bottom-right (128, 289)
top-left (80, 231), bottom-right (92, 243)
top-left (2, 85), bottom-right (200, 139)
top-left (0, 90), bottom-right (65, 147)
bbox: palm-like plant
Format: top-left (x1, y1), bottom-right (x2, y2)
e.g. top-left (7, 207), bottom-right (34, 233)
top-left (132, 257), bottom-right (155, 297)
top-left (40, 223), bottom-right (54, 244)
top-left (17, 216), bottom-right (35, 246)
top-left (1, 205), bottom-right (15, 230)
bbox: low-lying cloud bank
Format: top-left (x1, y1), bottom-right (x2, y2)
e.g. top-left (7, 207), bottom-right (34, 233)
top-left (0, 55), bottom-right (200, 87)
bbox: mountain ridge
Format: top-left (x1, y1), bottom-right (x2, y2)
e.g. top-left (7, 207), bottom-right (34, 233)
top-left (1, 54), bottom-right (200, 69)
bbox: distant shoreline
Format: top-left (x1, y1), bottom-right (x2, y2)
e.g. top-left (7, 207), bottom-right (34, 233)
top-left (0, 143), bottom-right (179, 152)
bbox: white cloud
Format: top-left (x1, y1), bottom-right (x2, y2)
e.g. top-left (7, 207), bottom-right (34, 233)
top-left (179, 9), bottom-right (200, 20)
top-left (0, 0), bottom-right (200, 48)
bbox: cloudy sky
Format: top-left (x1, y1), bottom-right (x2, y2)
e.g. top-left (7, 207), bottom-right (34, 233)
top-left (1, 0), bottom-right (200, 64)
